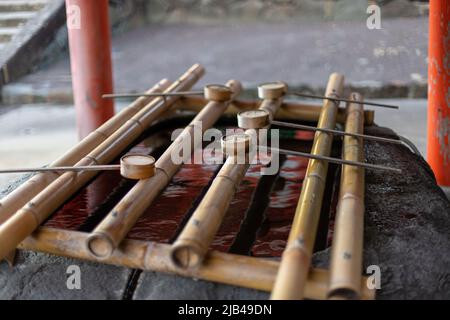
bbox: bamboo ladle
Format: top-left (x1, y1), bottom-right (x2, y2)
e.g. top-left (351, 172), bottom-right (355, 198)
top-left (0, 154), bottom-right (156, 180)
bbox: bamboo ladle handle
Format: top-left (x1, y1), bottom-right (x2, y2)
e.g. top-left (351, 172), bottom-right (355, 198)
top-left (0, 154), bottom-right (156, 180)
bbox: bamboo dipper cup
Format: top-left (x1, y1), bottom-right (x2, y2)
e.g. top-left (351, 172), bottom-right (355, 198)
top-left (257, 82), bottom-right (288, 100)
top-left (204, 84), bottom-right (233, 102)
top-left (0, 79), bottom-right (171, 226)
top-left (120, 155), bottom-right (156, 180)
top-left (237, 109), bottom-right (271, 129)
top-left (0, 155), bottom-right (156, 180)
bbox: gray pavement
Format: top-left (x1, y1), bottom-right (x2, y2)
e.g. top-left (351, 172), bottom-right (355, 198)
top-left (0, 103), bottom-right (77, 190)
top-left (1, 17), bottom-right (428, 104)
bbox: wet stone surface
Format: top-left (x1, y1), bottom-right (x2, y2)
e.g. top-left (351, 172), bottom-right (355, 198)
top-left (313, 125), bottom-right (450, 299)
top-left (1, 124), bottom-right (449, 299)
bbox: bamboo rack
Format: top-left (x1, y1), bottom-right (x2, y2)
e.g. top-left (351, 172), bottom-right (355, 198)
top-left (270, 73), bottom-right (345, 300)
top-left (85, 80), bottom-right (242, 259)
top-left (0, 64), bottom-right (205, 261)
top-left (0, 68), bottom-right (383, 300)
top-left (177, 96), bottom-right (375, 125)
top-left (18, 227), bottom-right (375, 300)
top-left (170, 89), bottom-right (285, 269)
top-left (0, 79), bottom-right (171, 226)
top-left (328, 93), bottom-right (365, 299)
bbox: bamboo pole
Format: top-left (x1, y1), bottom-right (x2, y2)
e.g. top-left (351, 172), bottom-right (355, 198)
top-left (328, 93), bottom-right (365, 299)
top-left (0, 78), bottom-right (171, 226)
top-left (85, 80), bottom-right (242, 259)
top-left (18, 227), bottom-right (375, 300)
top-left (170, 91), bottom-right (285, 269)
top-left (0, 64), bottom-right (205, 261)
top-left (270, 73), bottom-right (345, 300)
top-left (177, 97), bottom-right (375, 125)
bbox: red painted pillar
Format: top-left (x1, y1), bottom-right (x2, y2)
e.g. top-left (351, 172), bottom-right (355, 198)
top-left (428, 0), bottom-right (450, 186)
top-left (66, 0), bottom-right (114, 140)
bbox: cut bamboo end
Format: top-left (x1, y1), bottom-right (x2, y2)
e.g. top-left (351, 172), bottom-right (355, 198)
top-left (257, 82), bottom-right (288, 100)
top-left (204, 84), bottom-right (233, 102)
top-left (120, 154), bottom-right (155, 180)
top-left (170, 240), bottom-right (204, 269)
top-left (237, 109), bottom-right (270, 129)
top-left (328, 288), bottom-right (360, 300)
top-left (86, 232), bottom-right (115, 259)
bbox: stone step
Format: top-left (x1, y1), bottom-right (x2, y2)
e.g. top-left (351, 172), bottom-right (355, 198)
top-left (0, 27), bottom-right (18, 42)
top-left (0, 11), bottom-right (35, 27)
top-left (0, 0), bottom-right (48, 13)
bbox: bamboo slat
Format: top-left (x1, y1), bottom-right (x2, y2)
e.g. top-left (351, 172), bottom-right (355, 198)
top-left (270, 73), bottom-right (345, 300)
top-left (18, 227), bottom-right (375, 300)
top-left (328, 93), bottom-right (365, 299)
top-left (0, 79), bottom-right (171, 226)
top-left (85, 80), bottom-right (243, 259)
top-left (170, 91), bottom-right (285, 269)
top-left (0, 64), bottom-right (205, 261)
top-left (177, 97), bottom-right (375, 125)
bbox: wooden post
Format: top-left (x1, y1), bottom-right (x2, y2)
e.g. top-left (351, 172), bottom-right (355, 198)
top-left (271, 73), bottom-right (345, 300)
top-left (328, 93), bottom-right (365, 299)
top-left (427, 0), bottom-right (450, 186)
top-left (66, 0), bottom-right (115, 139)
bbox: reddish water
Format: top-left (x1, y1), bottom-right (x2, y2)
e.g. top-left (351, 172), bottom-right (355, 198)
top-left (127, 159), bottom-right (219, 243)
top-left (44, 121), bottom-right (325, 258)
top-left (212, 164), bottom-right (262, 251)
top-left (251, 156), bottom-right (309, 257)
